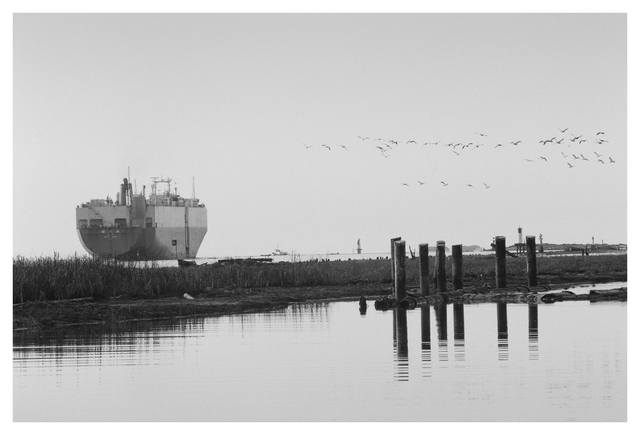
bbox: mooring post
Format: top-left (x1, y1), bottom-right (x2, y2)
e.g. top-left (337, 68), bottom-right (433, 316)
top-left (436, 240), bottom-right (447, 293)
top-left (452, 244), bottom-right (463, 290)
top-left (526, 235), bottom-right (538, 288)
top-left (419, 243), bottom-right (430, 296)
top-left (390, 237), bottom-right (401, 294)
top-left (394, 240), bottom-right (407, 302)
top-left (495, 236), bottom-right (507, 288)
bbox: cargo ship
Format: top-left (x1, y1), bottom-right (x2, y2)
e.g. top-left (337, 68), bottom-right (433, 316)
top-left (76, 175), bottom-right (207, 260)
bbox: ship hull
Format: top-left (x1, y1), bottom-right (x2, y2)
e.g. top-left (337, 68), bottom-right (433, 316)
top-left (77, 225), bottom-right (207, 260)
top-left (76, 197), bottom-right (207, 261)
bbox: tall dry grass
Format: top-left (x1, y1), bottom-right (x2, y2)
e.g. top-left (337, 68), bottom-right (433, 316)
top-left (13, 253), bottom-right (626, 303)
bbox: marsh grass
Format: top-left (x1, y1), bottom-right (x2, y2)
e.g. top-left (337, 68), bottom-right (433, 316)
top-left (13, 253), bottom-right (626, 304)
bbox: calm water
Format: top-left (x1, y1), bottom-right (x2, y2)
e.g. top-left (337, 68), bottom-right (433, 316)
top-left (14, 289), bottom-right (626, 422)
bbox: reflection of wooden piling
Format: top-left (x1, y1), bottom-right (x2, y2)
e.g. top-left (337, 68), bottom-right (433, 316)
top-left (497, 302), bottom-right (508, 339)
top-left (394, 240), bottom-right (406, 302)
top-left (396, 308), bottom-right (408, 356)
top-left (421, 306), bottom-right (431, 349)
top-left (453, 302), bottom-right (465, 340)
top-left (390, 237), bottom-right (401, 292)
top-left (436, 241), bottom-right (447, 293)
top-left (452, 244), bottom-right (463, 290)
top-left (419, 243), bottom-right (430, 296)
top-left (495, 236), bottom-right (507, 288)
top-left (435, 303), bottom-right (448, 341)
top-left (528, 304), bottom-right (538, 335)
top-left (526, 236), bottom-right (538, 288)
top-left (497, 301), bottom-right (508, 360)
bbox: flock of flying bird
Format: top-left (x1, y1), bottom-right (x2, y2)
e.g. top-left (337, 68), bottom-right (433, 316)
top-left (301, 127), bottom-right (618, 190)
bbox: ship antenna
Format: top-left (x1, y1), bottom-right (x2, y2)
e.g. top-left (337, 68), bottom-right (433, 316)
top-left (192, 176), bottom-right (196, 200)
top-left (128, 166), bottom-right (133, 205)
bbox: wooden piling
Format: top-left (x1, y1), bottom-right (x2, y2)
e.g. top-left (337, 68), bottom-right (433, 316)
top-left (495, 236), bottom-right (507, 288)
top-left (394, 240), bottom-right (407, 302)
top-left (390, 237), bottom-right (401, 293)
top-left (526, 235), bottom-right (538, 288)
top-left (436, 240), bottom-right (447, 293)
top-left (419, 243), bottom-right (430, 296)
top-left (452, 244), bottom-right (463, 290)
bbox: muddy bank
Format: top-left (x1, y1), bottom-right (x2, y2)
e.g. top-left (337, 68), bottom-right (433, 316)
top-left (13, 267), bottom-right (628, 331)
top-left (13, 283), bottom-right (391, 330)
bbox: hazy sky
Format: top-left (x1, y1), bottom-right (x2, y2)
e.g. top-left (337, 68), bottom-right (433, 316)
top-left (12, 12), bottom-right (629, 258)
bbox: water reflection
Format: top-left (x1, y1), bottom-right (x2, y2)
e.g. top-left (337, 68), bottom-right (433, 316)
top-left (434, 303), bottom-right (448, 363)
top-left (529, 304), bottom-right (539, 360)
top-left (420, 307), bottom-right (431, 378)
top-left (359, 296), bottom-right (368, 315)
top-left (497, 302), bottom-right (509, 361)
top-left (393, 309), bottom-right (409, 381)
top-left (14, 298), bottom-right (626, 422)
top-left (390, 301), bottom-right (555, 379)
top-left (453, 302), bottom-right (465, 362)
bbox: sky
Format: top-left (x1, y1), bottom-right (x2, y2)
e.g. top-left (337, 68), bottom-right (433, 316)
top-left (11, 8), bottom-right (631, 259)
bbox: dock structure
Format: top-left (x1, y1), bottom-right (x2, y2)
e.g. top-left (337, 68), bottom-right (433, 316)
top-left (382, 235), bottom-right (627, 311)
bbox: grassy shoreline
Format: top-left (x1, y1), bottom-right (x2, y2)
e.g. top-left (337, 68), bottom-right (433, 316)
top-left (13, 253), bottom-right (627, 330)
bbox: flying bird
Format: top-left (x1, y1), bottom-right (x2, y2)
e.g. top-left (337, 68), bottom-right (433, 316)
top-left (358, 136), bottom-right (369, 140)
top-left (598, 159), bottom-right (605, 164)
top-left (594, 151), bottom-right (602, 157)
top-left (417, 180), bottom-right (427, 185)
top-left (559, 127), bottom-right (569, 133)
top-left (540, 156), bottom-right (547, 161)
top-left (321, 144), bottom-right (331, 150)
top-left (609, 157), bottom-right (616, 163)
top-left (596, 131), bottom-right (605, 135)
top-left (302, 143), bottom-right (312, 149)
top-left (567, 163), bottom-right (574, 168)
top-left (466, 184), bottom-right (474, 187)
top-left (401, 183), bottom-right (410, 187)
top-left (440, 181), bottom-right (449, 186)
top-left (406, 140), bottom-right (417, 144)
top-left (483, 183), bottom-right (491, 189)
top-left (510, 141), bottom-right (522, 145)
top-left (340, 145), bottom-right (348, 150)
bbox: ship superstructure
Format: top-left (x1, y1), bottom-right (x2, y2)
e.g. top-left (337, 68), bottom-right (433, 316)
top-left (76, 175), bottom-right (207, 260)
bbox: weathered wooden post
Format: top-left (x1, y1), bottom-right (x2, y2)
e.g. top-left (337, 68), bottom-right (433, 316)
top-left (451, 244), bottom-right (463, 290)
top-left (390, 237), bottom-right (401, 293)
top-left (394, 240), bottom-right (406, 303)
top-left (526, 235), bottom-right (538, 288)
top-left (495, 236), bottom-right (507, 288)
top-left (436, 240), bottom-right (447, 293)
top-left (419, 243), bottom-right (430, 296)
